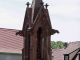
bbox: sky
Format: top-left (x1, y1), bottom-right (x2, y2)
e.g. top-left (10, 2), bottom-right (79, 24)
top-left (0, 0), bottom-right (80, 42)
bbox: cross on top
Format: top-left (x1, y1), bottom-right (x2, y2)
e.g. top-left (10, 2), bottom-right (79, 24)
top-left (26, 2), bottom-right (30, 8)
top-left (40, 1), bottom-right (44, 6)
top-left (45, 3), bottom-right (49, 9)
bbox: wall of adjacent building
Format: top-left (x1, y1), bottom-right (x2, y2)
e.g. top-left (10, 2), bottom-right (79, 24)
top-left (69, 49), bottom-right (79, 60)
top-left (0, 53), bottom-right (22, 60)
top-left (75, 54), bottom-right (79, 60)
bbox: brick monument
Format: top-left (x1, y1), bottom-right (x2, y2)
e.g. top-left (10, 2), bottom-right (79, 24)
top-left (16, 0), bottom-right (59, 60)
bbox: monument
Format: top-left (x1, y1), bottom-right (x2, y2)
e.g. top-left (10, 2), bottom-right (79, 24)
top-left (16, 0), bottom-right (59, 60)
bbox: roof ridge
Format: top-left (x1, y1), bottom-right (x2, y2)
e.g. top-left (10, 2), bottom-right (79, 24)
top-left (52, 49), bottom-right (64, 50)
top-left (0, 28), bottom-right (21, 32)
top-left (33, 7), bottom-right (42, 23)
top-left (31, 0), bottom-right (42, 8)
top-left (71, 41), bottom-right (80, 43)
top-left (0, 28), bottom-right (21, 31)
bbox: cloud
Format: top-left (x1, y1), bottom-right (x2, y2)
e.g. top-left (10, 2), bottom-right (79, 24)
top-left (77, 2), bottom-right (80, 6)
top-left (16, 0), bottom-right (26, 1)
top-left (0, 8), bottom-right (23, 30)
top-left (16, 0), bottom-right (32, 2)
top-left (45, 0), bottom-right (80, 42)
top-left (0, 0), bottom-right (80, 42)
top-left (51, 20), bottom-right (80, 42)
top-left (44, 0), bottom-right (80, 18)
top-left (48, 5), bottom-right (80, 18)
top-left (44, 0), bottom-right (80, 5)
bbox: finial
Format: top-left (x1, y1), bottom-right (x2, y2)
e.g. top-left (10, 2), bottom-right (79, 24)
top-left (45, 3), bottom-right (49, 9)
top-left (40, 1), bottom-right (44, 6)
top-left (26, 2), bottom-right (30, 8)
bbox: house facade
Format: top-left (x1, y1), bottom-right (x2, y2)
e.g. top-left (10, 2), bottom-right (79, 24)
top-left (52, 41), bottom-right (80, 60)
top-left (0, 53), bottom-right (22, 60)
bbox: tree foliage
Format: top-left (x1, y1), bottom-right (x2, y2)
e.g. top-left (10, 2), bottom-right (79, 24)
top-left (51, 41), bottom-right (71, 49)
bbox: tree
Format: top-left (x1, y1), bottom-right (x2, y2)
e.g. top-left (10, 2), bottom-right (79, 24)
top-left (51, 41), bottom-right (71, 49)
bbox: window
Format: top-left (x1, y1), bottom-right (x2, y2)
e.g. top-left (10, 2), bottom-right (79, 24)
top-left (65, 56), bottom-right (68, 60)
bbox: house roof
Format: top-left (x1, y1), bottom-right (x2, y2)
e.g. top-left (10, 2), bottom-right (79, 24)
top-left (0, 28), bottom-right (23, 54)
top-left (64, 41), bottom-right (80, 54)
top-left (52, 49), bottom-right (65, 60)
top-left (52, 41), bottom-right (80, 60)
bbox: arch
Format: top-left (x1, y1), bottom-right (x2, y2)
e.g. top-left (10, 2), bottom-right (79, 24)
top-left (37, 27), bottom-right (42, 58)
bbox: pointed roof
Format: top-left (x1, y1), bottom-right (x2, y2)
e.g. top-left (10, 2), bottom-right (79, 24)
top-left (31, 0), bottom-right (42, 8)
top-left (31, 0), bottom-right (43, 23)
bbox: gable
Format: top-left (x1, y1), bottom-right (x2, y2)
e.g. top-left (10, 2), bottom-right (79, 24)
top-left (69, 49), bottom-right (79, 60)
top-left (33, 7), bottom-right (52, 30)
